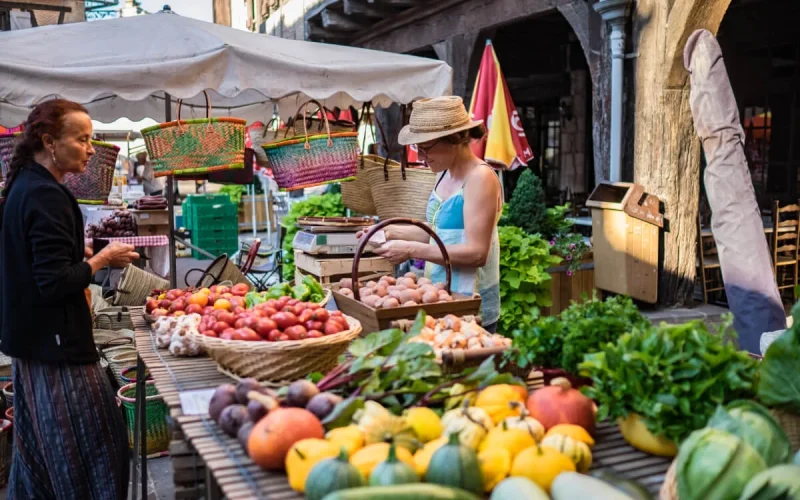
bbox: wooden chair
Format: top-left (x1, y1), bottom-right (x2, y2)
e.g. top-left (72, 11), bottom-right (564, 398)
top-left (771, 200), bottom-right (800, 303)
top-left (696, 215), bottom-right (725, 304)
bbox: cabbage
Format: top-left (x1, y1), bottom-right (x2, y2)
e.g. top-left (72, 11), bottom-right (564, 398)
top-left (677, 428), bottom-right (767, 500)
top-left (739, 465), bottom-right (800, 499)
top-left (707, 401), bottom-right (790, 467)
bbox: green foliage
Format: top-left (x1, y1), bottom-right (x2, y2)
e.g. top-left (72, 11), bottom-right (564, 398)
top-left (219, 185), bottom-right (246, 205)
top-left (281, 193), bottom-right (346, 277)
top-left (497, 226), bottom-right (562, 334)
top-left (503, 169), bottom-right (547, 236)
top-left (757, 301), bottom-right (800, 413)
top-left (580, 318), bottom-right (758, 443)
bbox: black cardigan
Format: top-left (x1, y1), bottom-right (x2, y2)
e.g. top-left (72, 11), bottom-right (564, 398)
top-left (0, 162), bottom-right (97, 363)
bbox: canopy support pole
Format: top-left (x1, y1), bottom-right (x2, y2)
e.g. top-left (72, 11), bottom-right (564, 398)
top-left (165, 93), bottom-right (177, 288)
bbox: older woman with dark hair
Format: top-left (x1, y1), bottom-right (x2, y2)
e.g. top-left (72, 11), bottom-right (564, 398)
top-left (0, 99), bottom-right (138, 499)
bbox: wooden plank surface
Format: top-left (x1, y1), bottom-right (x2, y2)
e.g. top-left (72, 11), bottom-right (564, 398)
top-left (134, 313), bottom-right (671, 499)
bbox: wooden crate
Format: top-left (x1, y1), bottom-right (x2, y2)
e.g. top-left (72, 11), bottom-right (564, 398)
top-left (238, 194), bottom-right (276, 232)
top-left (293, 250), bottom-right (394, 288)
top-left (542, 259), bottom-right (597, 316)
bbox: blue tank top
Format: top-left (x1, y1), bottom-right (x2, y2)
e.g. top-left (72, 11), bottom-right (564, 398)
top-left (424, 170), bottom-right (501, 326)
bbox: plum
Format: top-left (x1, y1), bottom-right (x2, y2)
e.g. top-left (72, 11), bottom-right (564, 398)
top-left (237, 420), bottom-right (255, 455)
top-left (285, 380), bottom-right (320, 408)
top-left (306, 392), bottom-right (343, 421)
top-left (235, 378), bottom-right (264, 405)
top-left (247, 398), bottom-right (269, 422)
top-left (208, 384), bottom-right (238, 423)
top-left (219, 404), bottom-right (249, 437)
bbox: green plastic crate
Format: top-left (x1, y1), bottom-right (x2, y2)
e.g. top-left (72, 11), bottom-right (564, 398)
top-left (192, 242), bottom-right (239, 260)
top-left (192, 227), bottom-right (239, 246)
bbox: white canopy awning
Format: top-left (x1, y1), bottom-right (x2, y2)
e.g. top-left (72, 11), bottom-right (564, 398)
top-left (0, 10), bottom-right (452, 126)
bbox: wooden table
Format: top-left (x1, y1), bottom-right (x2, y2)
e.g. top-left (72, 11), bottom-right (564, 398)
top-left (133, 313), bottom-right (672, 499)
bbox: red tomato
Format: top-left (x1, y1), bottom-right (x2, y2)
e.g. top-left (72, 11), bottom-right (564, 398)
top-left (278, 334), bottom-right (290, 341)
top-left (213, 321), bottom-right (229, 334)
top-left (271, 312), bottom-right (298, 330)
top-left (324, 321), bottom-right (345, 335)
top-left (232, 328), bottom-right (261, 342)
top-left (263, 307), bottom-right (278, 317)
top-left (306, 330), bottom-right (323, 339)
top-left (202, 330), bottom-right (218, 338)
top-left (329, 316), bottom-right (349, 329)
top-left (287, 299), bottom-right (299, 306)
top-left (231, 283), bottom-right (250, 297)
top-left (307, 303), bottom-right (321, 311)
top-left (202, 306), bottom-right (215, 316)
top-left (267, 330), bottom-right (282, 342)
top-left (233, 306), bottom-right (246, 315)
top-left (276, 297), bottom-right (290, 309)
top-left (217, 311), bottom-right (236, 326)
top-left (284, 325), bottom-right (307, 341)
top-left (251, 309), bottom-right (266, 319)
top-left (220, 328), bottom-right (236, 340)
top-left (298, 309), bottom-right (313, 324)
top-left (255, 318), bottom-right (278, 337)
top-left (265, 299), bottom-right (279, 309)
top-left (305, 320), bottom-right (324, 332)
top-left (311, 309), bottom-right (330, 322)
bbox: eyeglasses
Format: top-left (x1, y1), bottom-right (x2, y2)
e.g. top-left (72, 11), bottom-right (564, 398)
top-left (417, 139), bottom-right (440, 157)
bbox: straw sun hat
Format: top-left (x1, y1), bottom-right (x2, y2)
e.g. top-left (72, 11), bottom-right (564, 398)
top-left (398, 96), bottom-right (483, 146)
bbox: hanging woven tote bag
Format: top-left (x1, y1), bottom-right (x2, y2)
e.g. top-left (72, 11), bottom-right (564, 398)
top-left (262, 99), bottom-right (359, 191)
top-left (63, 140), bottom-right (120, 204)
top-left (141, 91), bottom-right (246, 178)
top-left (341, 103), bottom-right (379, 216)
top-left (0, 133), bottom-right (21, 180)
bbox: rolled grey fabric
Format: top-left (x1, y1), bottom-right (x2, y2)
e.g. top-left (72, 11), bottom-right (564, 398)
top-left (684, 29), bottom-right (786, 353)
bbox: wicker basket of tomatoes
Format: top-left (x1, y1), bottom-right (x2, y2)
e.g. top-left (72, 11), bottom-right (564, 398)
top-left (193, 298), bottom-right (362, 382)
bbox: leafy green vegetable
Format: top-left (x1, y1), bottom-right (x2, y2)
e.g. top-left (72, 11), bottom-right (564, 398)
top-left (497, 225), bottom-right (561, 333)
top-left (740, 465), bottom-right (800, 500)
top-left (219, 185), bottom-right (246, 205)
top-left (302, 275), bottom-right (326, 303)
top-left (292, 283), bottom-right (311, 301)
top-left (581, 319), bottom-right (758, 443)
top-left (707, 400), bottom-right (790, 467)
top-left (676, 427), bottom-right (766, 500)
top-left (281, 193), bottom-right (345, 277)
top-left (757, 315), bottom-right (800, 413)
top-left (245, 291), bottom-right (267, 309)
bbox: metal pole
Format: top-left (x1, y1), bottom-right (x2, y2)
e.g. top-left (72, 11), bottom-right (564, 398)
top-left (165, 93), bottom-right (178, 288)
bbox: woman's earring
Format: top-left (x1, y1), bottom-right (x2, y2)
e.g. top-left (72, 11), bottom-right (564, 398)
top-left (51, 150), bottom-right (57, 166)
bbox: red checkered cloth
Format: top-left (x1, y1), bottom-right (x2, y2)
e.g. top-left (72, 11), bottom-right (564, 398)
top-left (97, 235), bottom-right (169, 247)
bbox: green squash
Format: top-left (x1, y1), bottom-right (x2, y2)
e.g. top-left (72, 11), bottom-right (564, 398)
top-left (425, 432), bottom-right (483, 495)
top-left (707, 400), bottom-right (790, 467)
top-left (369, 442), bottom-right (420, 487)
top-left (305, 448), bottom-right (366, 500)
top-left (740, 464), bottom-right (800, 500)
top-left (490, 477), bottom-right (549, 500)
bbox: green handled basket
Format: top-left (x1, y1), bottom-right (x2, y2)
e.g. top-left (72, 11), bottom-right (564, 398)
top-left (118, 381), bottom-right (170, 456)
top-left (262, 99), bottom-right (358, 191)
top-left (142, 91), bottom-right (246, 178)
top-left (63, 140), bottom-right (119, 204)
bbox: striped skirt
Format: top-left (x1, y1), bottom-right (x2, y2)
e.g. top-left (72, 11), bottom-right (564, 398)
top-left (7, 358), bottom-right (129, 500)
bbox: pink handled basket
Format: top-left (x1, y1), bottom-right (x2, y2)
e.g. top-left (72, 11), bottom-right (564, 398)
top-left (261, 99), bottom-right (359, 191)
top-left (63, 140), bottom-right (120, 204)
top-left (141, 91), bottom-right (246, 178)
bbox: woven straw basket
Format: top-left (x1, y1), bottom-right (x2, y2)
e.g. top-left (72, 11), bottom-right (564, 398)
top-left (0, 133), bottom-right (21, 180)
top-left (198, 315), bottom-right (362, 381)
top-left (367, 159), bottom-right (436, 221)
top-left (659, 460), bottom-right (677, 500)
top-left (262, 100), bottom-right (358, 191)
top-left (142, 91), bottom-right (246, 178)
top-left (108, 350), bottom-right (138, 388)
top-left (63, 140), bottom-right (119, 204)
top-left (94, 306), bottom-right (135, 331)
top-left (193, 254), bottom-right (253, 290)
top-left (770, 408), bottom-right (800, 452)
top-left (1, 384), bottom-right (12, 410)
top-left (341, 155), bottom-right (380, 216)
top-left (113, 265), bottom-right (169, 306)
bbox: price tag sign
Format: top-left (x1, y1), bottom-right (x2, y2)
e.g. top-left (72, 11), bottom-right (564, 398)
top-left (179, 388), bottom-right (216, 415)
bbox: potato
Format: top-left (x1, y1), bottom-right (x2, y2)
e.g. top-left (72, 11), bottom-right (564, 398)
top-left (403, 301), bottom-right (418, 307)
top-left (374, 285), bottom-right (388, 298)
top-left (418, 284), bottom-right (436, 295)
top-left (340, 288), bottom-right (354, 298)
top-left (362, 295), bottom-right (380, 308)
top-left (339, 278), bottom-right (353, 290)
top-left (422, 291), bottom-right (439, 304)
top-left (359, 287), bottom-right (374, 297)
top-left (380, 276), bottom-right (397, 286)
top-left (417, 278), bottom-right (432, 286)
top-left (399, 289), bottom-right (422, 304)
top-left (404, 272), bottom-right (417, 280)
top-left (382, 297), bottom-right (400, 308)
top-left (373, 297), bottom-right (385, 309)
top-left (388, 289), bottom-right (404, 300)
top-left (434, 282), bottom-right (446, 291)
top-left (399, 277), bottom-right (417, 289)
top-left (367, 281), bottom-right (378, 289)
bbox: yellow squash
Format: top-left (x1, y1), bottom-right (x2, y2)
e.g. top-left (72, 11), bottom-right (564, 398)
top-left (617, 413), bottom-right (678, 457)
top-left (478, 422), bottom-right (537, 459)
top-left (479, 448), bottom-right (512, 492)
top-left (355, 401), bottom-right (419, 452)
top-left (326, 425), bottom-right (365, 455)
top-left (510, 445), bottom-right (576, 493)
top-left (441, 405), bottom-right (494, 450)
top-left (501, 412), bottom-right (546, 442)
top-left (545, 424), bottom-right (596, 447)
top-left (404, 407), bottom-right (443, 443)
top-left (475, 384), bottom-right (526, 424)
top-left (285, 438), bottom-right (339, 493)
top-left (411, 436), bottom-right (447, 476)
top-left (350, 442), bottom-right (415, 480)
top-left (540, 433), bottom-right (592, 472)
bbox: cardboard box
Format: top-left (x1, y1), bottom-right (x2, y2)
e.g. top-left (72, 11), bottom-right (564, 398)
top-left (131, 209), bottom-right (170, 226)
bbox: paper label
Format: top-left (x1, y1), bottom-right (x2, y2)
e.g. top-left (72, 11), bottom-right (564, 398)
top-left (179, 388), bottom-right (216, 415)
top-left (140, 213), bottom-right (150, 219)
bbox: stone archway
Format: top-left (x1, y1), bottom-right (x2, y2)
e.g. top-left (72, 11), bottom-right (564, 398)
top-left (629, 0), bottom-right (732, 305)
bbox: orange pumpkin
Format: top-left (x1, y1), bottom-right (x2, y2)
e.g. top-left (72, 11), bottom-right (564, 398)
top-left (526, 377), bottom-right (596, 434)
top-left (509, 385), bottom-right (528, 403)
top-left (247, 393), bottom-right (325, 470)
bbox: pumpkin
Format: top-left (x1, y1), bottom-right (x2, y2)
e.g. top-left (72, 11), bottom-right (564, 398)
top-left (541, 434), bottom-right (592, 472)
top-left (478, 448), bottom-right (512, 492)
top-left (425, 433), bottom-right (484, 495)
top-left (441, 403), bottom-right (494, 450)
top-left (326, 425), bottom-right (365, 455)
top-left (247, 393), bottom-right (325, 470)
top-left (475, 385), bottom-right (526, 424)
top-left (501, 409), bottom-right (545, 442)
top-left (545, 424), bottom-right (596, 447)
top-left (404, 407), bottom-right (443, 443)
top-left (369, 442), bottom-right (420, 486)
top-left (510, 445), bottom-right (576, 493)
top-left (355, 401), bottom-right (420, 453)
top-left (478, 421), bottom-right (537, 459)
top-left (412, 436), bottom-right (447, 476)
top-left (305, 448), bottom-right (366, 500)
top-left (526, 377), bottom-right (596, 434)
top-left (285, 438), bottom-right (339, 493)
top-left (350, 442), bottom-right (415, 480)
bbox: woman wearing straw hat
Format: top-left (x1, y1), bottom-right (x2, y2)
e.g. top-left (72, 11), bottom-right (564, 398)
top-left (360, 96), bottom-right (503, 332)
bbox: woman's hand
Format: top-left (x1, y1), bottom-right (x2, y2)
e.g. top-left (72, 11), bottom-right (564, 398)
top-left (373, 240), bottom-right (416, 265)
top-left (100, 241), bottom-right (139, 268)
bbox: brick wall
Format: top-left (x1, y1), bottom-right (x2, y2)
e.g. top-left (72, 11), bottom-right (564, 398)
top-left (559, 69), bottom-right (588, 194)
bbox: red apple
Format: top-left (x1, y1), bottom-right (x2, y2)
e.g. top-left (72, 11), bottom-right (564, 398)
top-left (213, 321), bottom-right (229, 334)
top-left (185, 304), bottom-right (203, 315)
top-left (169, 300), bottom-right (185, 313)
top-left (151, 308), bottom-right (168, 317)
top-left (231, 283), bottom-right (249, 297)
top-left (203, 306), bottom-right (215, 316)
top-left (209, 285), bottom-right (218, 293)
top-left (146, 299), bottom-right (159, 313)
top-left (158, 299), bottom-right (172, 310)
